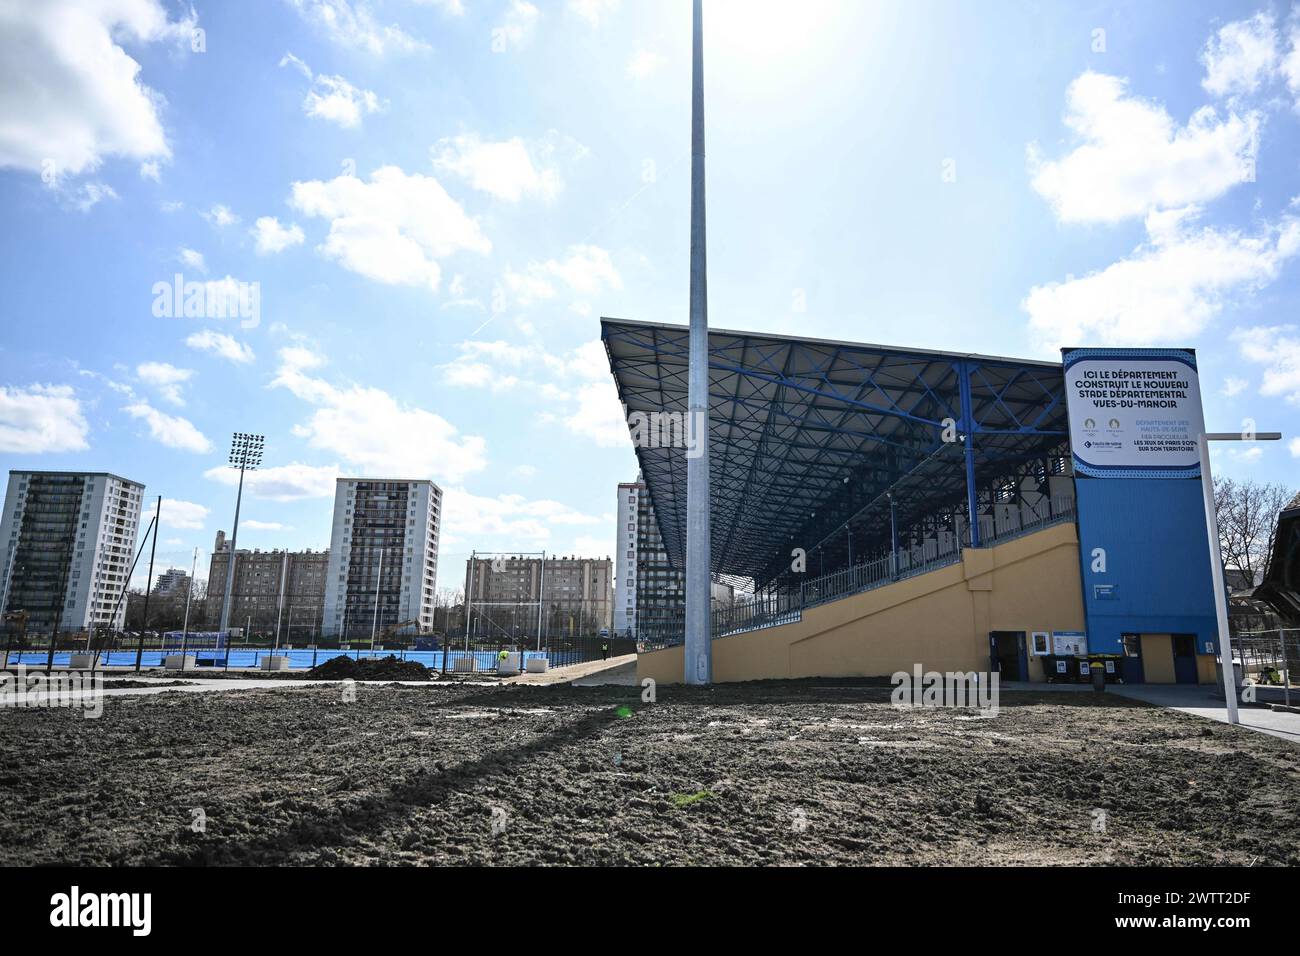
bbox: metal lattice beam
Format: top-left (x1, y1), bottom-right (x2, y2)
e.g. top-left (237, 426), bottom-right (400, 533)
top-left (603, 318), bottom-right (1069, 587)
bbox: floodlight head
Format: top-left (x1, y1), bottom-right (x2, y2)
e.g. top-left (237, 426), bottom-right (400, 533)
top-left (228, 432), bottom-right (266, 470)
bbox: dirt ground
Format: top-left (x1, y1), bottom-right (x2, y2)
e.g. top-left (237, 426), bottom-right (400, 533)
top-left (1, 679), bottom-right (1298, 866)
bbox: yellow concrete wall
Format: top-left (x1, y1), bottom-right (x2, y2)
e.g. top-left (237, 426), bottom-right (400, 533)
top-left (1140, 634), bottom-right (1175, 684)
top-left (638, 522), bottom-right (1085, 685)
top-left (1196, 654), bottom-right (1217, 685)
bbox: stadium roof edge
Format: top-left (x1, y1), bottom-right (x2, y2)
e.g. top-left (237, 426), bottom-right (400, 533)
top-left (599, 316), bottom-right (1063, 370)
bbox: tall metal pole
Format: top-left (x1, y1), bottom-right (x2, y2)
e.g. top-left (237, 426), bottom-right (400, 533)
top-left (0, 541), bottom-right (15, 623)
top-left (135, 496), bottom-right (161, 672)
top-left (218, 467), bottom-right (246, 635)
top-left (371, 545), bottom-right (384, 653)
top-left (217, 433), bottom-right (263, 658)
top-left (684, 0), bottom-right (712, 686)
top-left (466, 551), bottom-right (475, 652)
top-left (179, 546), bottom-right (197, 669)
top-left (536, 551), bottom-right (546, 652)
top-left (274, 549), bottom-right (288, 654)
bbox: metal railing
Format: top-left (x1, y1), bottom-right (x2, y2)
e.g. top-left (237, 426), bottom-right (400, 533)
top-left (1233, 628), bottom-right (1299, 705)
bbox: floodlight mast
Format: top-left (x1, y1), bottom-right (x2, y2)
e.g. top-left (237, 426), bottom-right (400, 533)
top-left (684, 0), bottom-right (711, 685)
top-left (217, 432), bottom-right (264, 640)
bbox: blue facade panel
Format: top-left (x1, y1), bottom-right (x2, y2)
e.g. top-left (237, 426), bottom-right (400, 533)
top-left (1074, 477), bottom-right (1217, 656)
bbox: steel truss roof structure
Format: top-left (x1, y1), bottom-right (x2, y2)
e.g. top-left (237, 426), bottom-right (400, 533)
top-left (602, 317), bottom-right (1071, 590)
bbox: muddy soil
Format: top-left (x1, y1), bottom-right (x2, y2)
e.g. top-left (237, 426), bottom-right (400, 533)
top-left (1, 680), bottom-right (1297, 866)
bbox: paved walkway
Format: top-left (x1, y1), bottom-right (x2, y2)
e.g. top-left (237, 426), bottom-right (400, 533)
top-left (503, 654), bottom-right (637, 686)
top-left (569, 659), bottom-right (638, 687)
top-left (1107, 683), bottom-right (1300, 745)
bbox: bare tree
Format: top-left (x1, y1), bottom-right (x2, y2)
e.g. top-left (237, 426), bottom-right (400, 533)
top-left (1214, 477), bottom-right (1295, 586)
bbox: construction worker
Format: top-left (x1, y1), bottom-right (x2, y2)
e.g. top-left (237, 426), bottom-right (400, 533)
top-left (601, 638), bottom-right (610, 661)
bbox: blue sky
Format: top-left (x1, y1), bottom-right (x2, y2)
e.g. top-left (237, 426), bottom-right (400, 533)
top-left (1, 0), bottom-right (1298, 592)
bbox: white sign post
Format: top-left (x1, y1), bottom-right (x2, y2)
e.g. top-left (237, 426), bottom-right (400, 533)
top-left (1199, 432), bottom-right (1281, 726)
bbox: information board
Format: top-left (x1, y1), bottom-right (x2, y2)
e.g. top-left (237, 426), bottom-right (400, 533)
top-left (1061, 348), bottom-right (1205, 479)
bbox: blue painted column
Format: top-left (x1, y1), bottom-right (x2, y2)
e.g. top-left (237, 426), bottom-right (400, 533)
top-left (889, 493), bottom-right (899, 577)
top-left (957, 359), bottom-right (980, 547)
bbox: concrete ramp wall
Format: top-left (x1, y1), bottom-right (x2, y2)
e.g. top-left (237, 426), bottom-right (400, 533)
top-left (638, 522), bottom-right (1085, 685)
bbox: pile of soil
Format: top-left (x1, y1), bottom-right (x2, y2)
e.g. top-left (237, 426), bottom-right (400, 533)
top-left (304, 656), bottom-right (432, 682)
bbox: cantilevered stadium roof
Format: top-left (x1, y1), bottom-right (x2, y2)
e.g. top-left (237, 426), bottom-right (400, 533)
top-left (602, 317), bottom-right (1071, 587)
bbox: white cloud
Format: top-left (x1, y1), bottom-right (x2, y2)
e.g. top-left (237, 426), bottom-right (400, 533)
top-left (271, 347), bottom-right (487, 483)
top-left (502, 245), bottom-right (621, 307)
top-left (186, 330), bottom-right (256, 364)
top-left (440, 338), bottom-right (607, 395)
top-left (432, 134), bottom-right (562, 202)
top-left (1222, 376), bottom-right (1249, 397)
top-left (307, 74), bottom-right (384, 127)
top-left (124, 401), bottom-right (212, 453)
top-left (1028, 71), bottom-right (1259, 224)
top-left (251, 216), bottom-right (305, 255)
top-left (291, 166), bottom-right (490, 290)
top-left (494, 1), bottom-right (539, 50)
top-left (285, 0), bottom-right (427, 55)
top-left (628, 49), bottom-right (666, 80)
top-left (0, 384), bottom-right (89, 453)
top-left (241, 520), bottom-right (290, 532)
top-left (563, 380), bottom-right (629, 447)
top-left (1232, 325), bottom-right (1300, 403)
top-left (178, 247), bottom-right (207, 273)
top-left (279, 53), bottom-right (384, 129)
top-left (204, 462), bottom-right (339, 501)
top-left (570, 534), bottom-right (614, 558)
top-left (139, 160), bottom-right (161, 181)
top-left (414, 0), bottom-right (464, 15)
top-left (70, 182), bottom-right (117, 212)
top-left (0, 0), bottom-right (192, 178)
top-left (1290, 437), bottom-right (1300, 458)
top-left (204, 204), bottom-right (239, 227)
top-left (1023, 209), bottom-right (1300, 348)
top-left (136, 361), bottom-right (193, 406)
top-left (568, 0), bottom-right (619, 27)
top-left (440, 486), bottom-right (603, 549)
top-left (1202, 12), bottom-right (1280, 99)
top-left (440, 339), bottom-right (624, 447)
top-left (144, 498), bottom-right (209, 530)
top-left (1285, 20), bottom-right (1300, 108)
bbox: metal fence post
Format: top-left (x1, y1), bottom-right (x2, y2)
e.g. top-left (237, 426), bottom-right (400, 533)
top-left (1279, 627), bottom-right (1291, 709)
